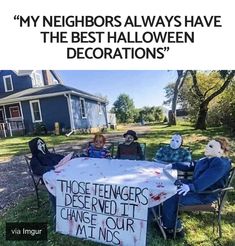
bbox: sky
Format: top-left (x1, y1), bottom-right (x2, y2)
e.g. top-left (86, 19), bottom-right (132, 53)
top-left (56, 70), bottom-right (177, 110)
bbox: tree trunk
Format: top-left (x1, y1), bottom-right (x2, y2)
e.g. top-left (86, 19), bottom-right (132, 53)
top-left (168, 70), bottom-right (185, 126)
top-left (195, 103), bottom-right (209, 130)
top-left (169, 91), bottom-right (178, 126)
top-left (168, 110), bottom-right (176, 126)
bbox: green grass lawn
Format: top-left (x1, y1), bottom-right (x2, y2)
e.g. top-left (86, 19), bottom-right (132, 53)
top-left (0, 134), bottom-right (94, 162)
top-left (0, 122), bottom-right (234, 245)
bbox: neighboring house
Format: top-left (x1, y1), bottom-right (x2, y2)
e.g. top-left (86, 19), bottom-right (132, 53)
top-left (0, 70), bottom-right (108, 137)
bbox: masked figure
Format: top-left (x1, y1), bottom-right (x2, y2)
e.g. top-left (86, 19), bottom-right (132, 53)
top-left (155, 134), bottom-right (192, 163)
top-left (160, 137), bottom-right (231, 238)
top-left (82, 134), bottom-right (111, 158)
top-left (37, 138), bottom-right (46, 154)
top-left (116, 130), bottom-right (144, 160)
top-left (28, 137), bottom-right (64, 176)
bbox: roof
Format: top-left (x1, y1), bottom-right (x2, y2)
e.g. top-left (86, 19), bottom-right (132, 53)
top-left (0, 84), bottom-right (107, 105)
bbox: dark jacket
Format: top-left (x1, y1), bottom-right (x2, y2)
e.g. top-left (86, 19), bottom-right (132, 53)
top-left (116, 142), bottom-right (144, 160)
top-left (28, 137), bottom-right (64, 176)
top-left (172, 157), bottom-right (231, 193)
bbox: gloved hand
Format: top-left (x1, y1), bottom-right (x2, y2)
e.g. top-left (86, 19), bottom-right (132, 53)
top-left (177, 184), bottom-right (190, 196)
top-left (164, 164), bottom-right (172, 169)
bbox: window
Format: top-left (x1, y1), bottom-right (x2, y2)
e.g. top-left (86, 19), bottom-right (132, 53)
top-left (80, 98), bottom-right (87, 118)
top-left (0, 109), bottom-right (4, 122)
top-left (30, 100), bottom-right (42, 122)
top-left (3, 75), bottom-right (13, 92)
top-left (98, 102), bottom-right (102, 115)
top-left (32, 72), bottom-right (43, 87)
top-left (9, 106), bottom-right (21, 118)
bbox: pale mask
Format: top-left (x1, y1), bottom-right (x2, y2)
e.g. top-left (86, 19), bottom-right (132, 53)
top-left (37, 139), bottom-right (46, 154)
top-left (170, 134), bottom-right (183, 149)
top-left (124, 135), bottom-right (134, 145)
top-left (205, 140), bottom-right (224, 157)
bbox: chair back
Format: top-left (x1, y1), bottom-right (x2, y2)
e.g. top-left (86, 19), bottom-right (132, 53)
top-left (25, 155), bottom-right (33, 176)
top-left (140, 143), bottom-right (146, 159)
top-left (24, 155), bottom-right (43, 186)
top-left (219, 166), bottom-right (235, 211)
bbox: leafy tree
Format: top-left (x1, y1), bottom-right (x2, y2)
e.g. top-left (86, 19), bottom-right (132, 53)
top-left (214, 81), bottom-right (235, 131)
top-left (112, 94), bottom-right (135, 123)
top-left (133, 108), bottom-right (141, 123)
top-left (154, 107), bottom-right (164, 122)
top-left (164, 71), bottom-right (235, 130)
top-left (139, 106), bottom-right (163, 123)
top-left (189, 70), bottom-right (235, 129)
top-left (164, 82), bottom-right (188, 109)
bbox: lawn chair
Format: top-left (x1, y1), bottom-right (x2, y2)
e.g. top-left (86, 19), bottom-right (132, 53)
top-left (25, 144), bottom-right (56, 208)
top-left (106, 141), bottom-right (115, 158)
top-left (174, 167), bottom-right (235, 239)
top-left (24, 155), bottom-right (44, 208)
top-left (140, 143), bottom-right (147, 159)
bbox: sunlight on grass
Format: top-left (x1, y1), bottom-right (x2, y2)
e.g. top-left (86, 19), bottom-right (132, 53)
top-left (0, 134), bottom-right (94, 162)
top-left (0, 121), bottom-right (234, 245)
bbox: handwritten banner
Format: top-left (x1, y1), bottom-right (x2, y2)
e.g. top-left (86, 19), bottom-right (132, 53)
top-left (56, 179), bottom-right (149, 246)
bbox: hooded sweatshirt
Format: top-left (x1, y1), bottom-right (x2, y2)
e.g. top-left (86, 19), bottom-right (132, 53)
top-left (28, 137), bottom-right (64, 175)
top-left (172, 157), bottom-right (231, 194)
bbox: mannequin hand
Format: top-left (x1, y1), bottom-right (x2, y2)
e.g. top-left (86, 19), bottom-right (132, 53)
top-left (177, 184), bottom-right (190, 196)
top-left (164, 164), bottom-right (172, 169)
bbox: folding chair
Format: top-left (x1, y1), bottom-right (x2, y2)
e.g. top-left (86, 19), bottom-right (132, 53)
top-left (174, 167), bottom-right (235, 239)
top-left (140, 142), bottom-right (147, 160)
top-left (105, 141), bottom-right (115, 158)
top-left (24, 155), bottom-right (45, 208)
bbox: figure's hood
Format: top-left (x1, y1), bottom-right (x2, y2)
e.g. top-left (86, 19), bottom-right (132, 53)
top-left (28, 137), bottom-right (49, 156)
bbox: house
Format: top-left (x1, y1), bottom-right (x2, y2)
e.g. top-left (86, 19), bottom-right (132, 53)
top-left (0, 70), bottom-right (108, 137)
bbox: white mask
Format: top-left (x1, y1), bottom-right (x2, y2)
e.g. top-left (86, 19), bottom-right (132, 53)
top-left (170, 134), bottom-right (183, 149)
top-left (37, 139), bottom-right (46, 154)
top-left (205, 140), bottom-right (224, 157)
top-left (124, 135), bottom-right (134, 145)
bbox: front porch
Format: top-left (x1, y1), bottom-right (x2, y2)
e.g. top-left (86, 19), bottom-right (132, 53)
top-left (0, 103), bottom-right (25, 137)
top-left (0, 119), bottom-right (25, 137)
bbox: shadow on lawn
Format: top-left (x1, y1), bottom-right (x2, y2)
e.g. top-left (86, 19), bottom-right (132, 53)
top-left (0, 134), bottom-right (94, 160)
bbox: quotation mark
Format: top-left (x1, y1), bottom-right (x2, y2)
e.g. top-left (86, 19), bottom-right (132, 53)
top-left (14, 15), bottom-right (20, 20)
top-left (164, 47), bottom-right (169, 52)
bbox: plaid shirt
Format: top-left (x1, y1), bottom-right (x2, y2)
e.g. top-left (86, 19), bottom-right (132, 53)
top-left (155, 145), bottom-right (192, 163)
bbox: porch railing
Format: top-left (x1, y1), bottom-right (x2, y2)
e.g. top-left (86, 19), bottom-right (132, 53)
top-left (0, 120), bottom-right (25, 137)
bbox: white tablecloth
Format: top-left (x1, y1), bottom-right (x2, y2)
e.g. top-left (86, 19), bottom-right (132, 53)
top-left (43, 157), bottom-right (177, 208)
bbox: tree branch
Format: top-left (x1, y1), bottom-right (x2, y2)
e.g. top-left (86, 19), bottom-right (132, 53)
top-left (205, 70), bottom-right (235, 104)
top-left (179, 70), bottom-right (188, 90)
top-left (203, 85), bottom-right (217, 97)
top-left (189, 70), bottom-right (204, 100)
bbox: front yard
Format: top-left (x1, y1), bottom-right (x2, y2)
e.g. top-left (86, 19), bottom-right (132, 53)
top-left (0, 122), bottom-right (234, 245)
